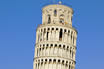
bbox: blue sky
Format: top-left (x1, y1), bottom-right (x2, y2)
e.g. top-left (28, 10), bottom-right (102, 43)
top-left (0, 0), bottom-right (104, 69)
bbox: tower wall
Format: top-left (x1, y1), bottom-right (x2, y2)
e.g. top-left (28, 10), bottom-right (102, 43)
top-left (42, 5), bottom-right (73, 26)
top-left (34, 4), bottom-right (77, 69)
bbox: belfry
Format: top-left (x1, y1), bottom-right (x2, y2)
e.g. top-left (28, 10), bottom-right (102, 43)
top-left (33, 2), bottom-right (77, 69)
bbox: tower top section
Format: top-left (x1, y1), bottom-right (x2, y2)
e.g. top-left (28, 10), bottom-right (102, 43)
top-left (42, 3), bottom-right (73, 26)
top-left (43, 5), bottom-right (73, 13)
top-left (42, 3), bottom-right (73, 13)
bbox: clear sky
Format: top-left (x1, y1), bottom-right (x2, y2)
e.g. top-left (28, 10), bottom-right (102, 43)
top-left (0, 0), bottom-right (104, 69)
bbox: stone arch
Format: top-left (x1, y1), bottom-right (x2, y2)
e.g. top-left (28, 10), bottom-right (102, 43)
top-left (52, 27), bottom-right (54, 31)
top-left (67, 46), bottom-right (69, 51)
top-left (58, 59), bottom-right (61, 63)
top-left (50, 44), bottom-right (53, 47)
top-left (49, 59), bottom-right (52, 63)
top-left (53, 59), bottom-right (56, 63)
top-left (47, 27), bottom-right (50, 31)
top-left (54, 44), bottom-right (57, 47)
top-left (56, 28), bottom-right (58, 31)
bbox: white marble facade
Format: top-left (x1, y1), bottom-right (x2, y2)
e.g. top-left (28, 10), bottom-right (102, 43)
top-left (33, 3), bottom-right (77, 69)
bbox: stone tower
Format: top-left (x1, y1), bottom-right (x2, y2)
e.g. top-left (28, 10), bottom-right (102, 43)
top-left (33, 2), bottom-right (77, 69)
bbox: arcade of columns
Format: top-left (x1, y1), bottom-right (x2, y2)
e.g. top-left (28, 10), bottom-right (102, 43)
top-left (33, 4), bottom-right (77, 69)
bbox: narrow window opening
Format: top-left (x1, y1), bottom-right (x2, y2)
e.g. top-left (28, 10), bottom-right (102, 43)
top-left (41, 59), bottom-right (43, 62)
top-left (59, 29), bottom-right (63, 41)
top-left (73, 37), bottom-right (74, 44)
top-left (45, 59), bottom-right (47, 62)
top-left (54, 10), bottom-right (57, 16)
top-left (47, 32), bottom-right (49, 40)
top-left (51, 44), bottom-right (53, 48)
top-left (71, 35), bottom-right (72, 40)
top-left (53, 59), bottom-right (56, 63)
top-left (47, 44), bottom-right (49, 46)
top-left (59, 45), bottom-right (61, 48)
top-left (45, 59), bottom-right (47, 63)
top-left (51, 44), bottom-right (53, 46)
top-left (69, 65), bottom-right (70, 69)
top-left (48, 28), bottom-right (50, 31)
top-left (67, 46), bottom-right (69, 50)
top-left (49, 59), bottom-right (52, 62)
top-left (41, 62), bottom-right (43, 65)
top-left (48, 15), bottom-right (51, 24)
top-left (71, 32), bottom-right (73, 40)
top-left (63, 45), bottom-right (65, 49)
top-left (62, 60), bottom-right (64, 64)
top-left (70, 50), bottom-right (71, 55)
top-left (46, 44), bottom-right (49, 49)
top-left (64, 29), bottom-right (66, 33)
top-left (68, 30), bottom-right (70, 36)
top-left (55, 44), bottom-right (57, 47)
top-left (42, 45), bottom-right (44, 50)
top-left (49, 59), bottom-right (52, 63)
top-left (40, 48), bottom-right (41, 51)
top-left (58, 60), bottom-right (60, 63)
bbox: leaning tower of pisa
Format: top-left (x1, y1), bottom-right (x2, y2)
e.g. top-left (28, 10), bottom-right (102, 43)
top-left (33, 2), bottom-right (77, 69)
